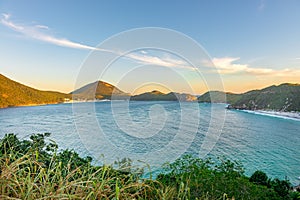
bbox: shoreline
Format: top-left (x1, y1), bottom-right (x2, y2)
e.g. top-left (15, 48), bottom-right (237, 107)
top-left (0, 99), bottom-right (114, 109)
top-left (238, 109), bottom-right (300, 121)
top-left (0, 102), bottom-right (62, 109)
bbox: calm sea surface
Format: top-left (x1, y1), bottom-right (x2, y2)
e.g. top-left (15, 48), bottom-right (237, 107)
top-left (0, 101), bottom-right (299, 185)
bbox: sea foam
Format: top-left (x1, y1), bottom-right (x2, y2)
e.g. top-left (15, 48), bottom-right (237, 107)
top-left (240, 110), bottom-right (300, 121)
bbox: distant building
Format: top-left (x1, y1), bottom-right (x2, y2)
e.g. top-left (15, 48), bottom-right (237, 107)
top-left (64, 98), bottom-right (71, 102)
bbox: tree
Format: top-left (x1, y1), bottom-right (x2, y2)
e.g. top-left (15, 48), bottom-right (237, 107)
top-left (271, 178), bottom-right (291, 198)
top-left (249, 170), bottom-right (269, 186)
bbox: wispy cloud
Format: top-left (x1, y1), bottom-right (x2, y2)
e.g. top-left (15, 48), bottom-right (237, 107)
top-left (125, 53), bottom-right (194, 70)
top-left (7, 13), bottom-right (297, 77)
top-left (1, 13), bottom-right (102, 51)
top-left (2, 13), bottom-right (10, 20)
top-left (35, 24), bottom-right (49, 30)
top-left (212, 57), bottom-right (300, 77)
top-left (0, 13), bottom-right (196, 71)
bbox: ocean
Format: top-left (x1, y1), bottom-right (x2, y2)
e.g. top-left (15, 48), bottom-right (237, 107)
top-left (0, 101), bottom-right (299, 185)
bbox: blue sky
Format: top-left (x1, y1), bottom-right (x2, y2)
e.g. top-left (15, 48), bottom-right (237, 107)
top-left (0, 0), bottom-right (300, 94)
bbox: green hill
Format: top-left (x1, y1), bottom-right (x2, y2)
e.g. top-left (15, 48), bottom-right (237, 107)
top-left (0, 74), bottom-right (70, 108)
top-left (71, 81), bottom-right (130, 100)
top-left (198, 83), bottom-right (300, 111)
top-left (131, 90), bottom-right (197, 101)
top-left (198, 91), bottom-right (241, 104)
top-left (131, 90), bottom-right (176, 101)
top-left (229, 83), bottom-right (300, 111)
top-left (72, 82), bottom-right (197, 102)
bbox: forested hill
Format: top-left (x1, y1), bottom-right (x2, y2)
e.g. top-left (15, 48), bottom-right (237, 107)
top-left (71, 82), bottom-right (197, 101)
top-left (197, 91), bottom-right (240, 104)
top-left (130, 90), bottom-right (197, 101)
top-left (71, 81), bottom-right (130, 100)
top-left (198, 83), bottom-right (300, 111)
top-left (0, 74), bottom-right (70, 108)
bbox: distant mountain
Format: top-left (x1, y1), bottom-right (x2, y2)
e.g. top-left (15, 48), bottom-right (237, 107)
top-left (8, 73), bottom-right (298, 111)
top-left (198, 83), bottom-right (300, 111)
top-left (0, 74), bottom-right (70, 108)
top-left (131, 90), bottom-right (176, 101)
top-left (131, 90), bottom-right (197, 101)
top-left (71, 81), bottom-right (130, 100)
top-left (71, 81), bottom-right (197, 102)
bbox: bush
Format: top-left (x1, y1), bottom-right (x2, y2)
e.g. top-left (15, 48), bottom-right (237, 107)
top-left (157, 155), bottom-right (282, 199)
top-left (250, 170), bottom-right (270, 186)
top-left (0, 133), bottom-right (297, 199)
top-left (272, 178), bottom-right (292, 198)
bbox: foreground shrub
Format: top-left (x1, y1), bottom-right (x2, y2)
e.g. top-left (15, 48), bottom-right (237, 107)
top-left (0, 133), bottom-right (298, 199)
top-left (157, 155), bottom-right (282, 199)
top-left (250, 170), bottom-right (270, 186)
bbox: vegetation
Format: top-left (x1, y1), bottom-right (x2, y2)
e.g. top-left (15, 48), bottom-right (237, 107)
top-left (131, 90), bottom-right (176, 101)
top-left (198, 83), bottom-right (300, 111)
top-left (197, 91), bottom-right (241, 104)
top-left (1, 133), bottom-right (299, 199)
top-left (158, 156), bottom-right (299, 199)
top-left (131, 90), bottom-right (197, 101)
top-left (230, 84), bottom-right (300, 111)
top-left (0, 74), bottom-right (71, 108)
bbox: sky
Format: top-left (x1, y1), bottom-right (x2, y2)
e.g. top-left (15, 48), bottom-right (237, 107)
top-left (0, 0), bottom-right (300, 94)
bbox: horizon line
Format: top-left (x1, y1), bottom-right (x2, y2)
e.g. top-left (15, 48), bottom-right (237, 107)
top-left (1, 73), bottom-right (299, 96)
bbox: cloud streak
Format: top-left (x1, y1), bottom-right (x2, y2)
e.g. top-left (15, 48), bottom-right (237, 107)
top-left (0, 13), bottom-right (195, 70)
top-left (2, 13), bottom-right (298, 77)
top-left (125, 52), bottom-right (194, 70)
top-left (1, 13), bottom-right (103, 51)
top-left (35, 24), bottom-right (49, 30)
top-left (212, 57), bottom-right (300, 77)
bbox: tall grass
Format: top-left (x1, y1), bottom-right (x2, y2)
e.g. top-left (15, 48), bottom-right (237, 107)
top-left (0, 149), bottom-right (152, 199)
top-left (0, 133), bottom-right (298, 199)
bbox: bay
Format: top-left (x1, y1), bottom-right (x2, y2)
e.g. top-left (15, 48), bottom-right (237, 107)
top-left (0, 101), bottom-right (299, 185)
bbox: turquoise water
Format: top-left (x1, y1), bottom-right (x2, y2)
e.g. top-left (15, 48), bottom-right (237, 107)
top-left (0, 101), bottom-right (299, 185)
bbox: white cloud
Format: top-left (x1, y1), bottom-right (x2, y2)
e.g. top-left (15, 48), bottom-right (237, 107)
top-left (6, 13), bottom-right (298, 77)
top-left (0, 13), bottom-right (102, 51)
top-left (212, 57), bottom-right (300, 77)
top-left (0, 13), bottom-right (196, 71)
top-left (212, 57), bottom-right (247, 73)
top-left (2, 13), bottom-right (10, 20)
top-left (35, 24), bottom-right (49, 30)
top-left (126, 53), bottom-right (193, 70)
